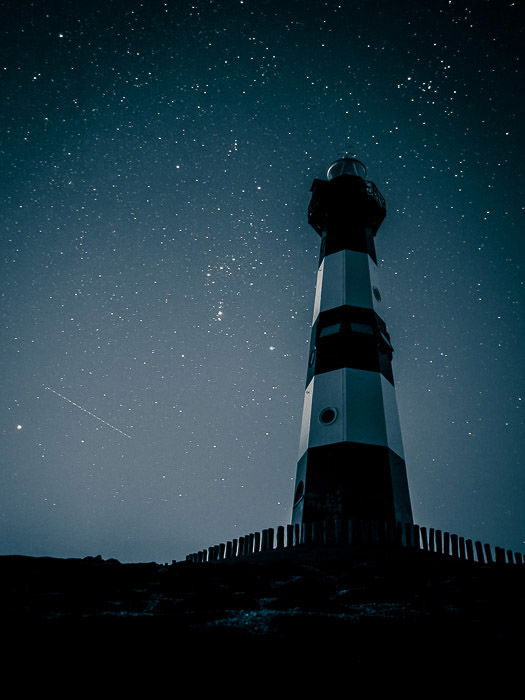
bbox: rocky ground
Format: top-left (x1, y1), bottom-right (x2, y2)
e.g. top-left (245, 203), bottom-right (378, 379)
top-left (3, 546), bottom-right (524, 669)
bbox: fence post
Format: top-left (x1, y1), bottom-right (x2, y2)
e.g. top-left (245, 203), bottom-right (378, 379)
top-left (287, 524), bottom-right (294, 548)
top-left (494, 546), bottom-right (504, 564)
top-left (261, 530), bottom-right (268, 552)
top-left (442, 532), bottom-right (450, 556)
top-left (225, 541), bottom-right (232, 559)
top-left (475, 541), bottom-right (485, 563)
top-left (428, 528), bottom-right (435, 553)
top-left (310, 521), bottom-right (321, 545)
top-left (238, 536), bottom-right (245, 557)
top-left (393, 522), bottom-right (402, 548)
top-left (295, 523), bottom-right (301, 546)
top-left (276, 525), bottom-right (285, 549)
top-left (465, 539), bottom-right (474, 561)
top-left (310, 521), bottom-right (316, 545)
top-left (515, 552), bottom-right (523, 565)
top-left (252, 531), bottom-right (260, 553)
top-left (219, 543), bottom-right (226, 560)
top-left (483, 543), bottom-right (493, 564)
top-left (303, 522), bottom-right (312, 545)
top-left (403, 523), bottom-right (412, 548)
top-left (248, 533), bottom-right (254, 555)
top-left (506, 550), bottom-right (514, 565)
top-left (413, 524), bottom-right (420, 550)
top-left (459, 537), bottom-right (466, 560)
top-left (420, 526), bottom-right (428, 551)
top-left (267, 528), bottom-right (274, 551)
top-left (450, 534), bottom-right (459, 558)
top-left (435, 529), bottom-right (443, 554)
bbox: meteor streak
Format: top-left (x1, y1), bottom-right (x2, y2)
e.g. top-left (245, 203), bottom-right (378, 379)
top-left (44, 386), bottom-right (132, 439)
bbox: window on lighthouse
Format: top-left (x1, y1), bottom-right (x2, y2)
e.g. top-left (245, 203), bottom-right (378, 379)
top-left (350, 322), bottom-right (374, 335)
top-left (319, 323), bottom-right (342, 338)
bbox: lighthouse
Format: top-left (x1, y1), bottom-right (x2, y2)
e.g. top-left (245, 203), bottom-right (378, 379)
top-left (292, 157), bottom-right (413, 526)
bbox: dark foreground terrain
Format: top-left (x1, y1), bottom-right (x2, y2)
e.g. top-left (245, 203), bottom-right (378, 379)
top-left (3, 546), bottom-right (524, 669)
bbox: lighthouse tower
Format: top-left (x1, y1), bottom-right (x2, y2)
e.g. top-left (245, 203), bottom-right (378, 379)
top-left (292, 157), bottom-right (413, 526)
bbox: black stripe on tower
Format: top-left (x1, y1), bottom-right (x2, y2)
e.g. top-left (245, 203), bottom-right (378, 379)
top-left (309, 175), bottom-right (386, 265)
top-left (306, 305), bottom-right (394, 386)
top-left (293, 443), bottom-right (413, 525)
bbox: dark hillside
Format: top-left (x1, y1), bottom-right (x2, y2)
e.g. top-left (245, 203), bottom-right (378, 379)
top-left (3, 547), bottom-right (524, 669)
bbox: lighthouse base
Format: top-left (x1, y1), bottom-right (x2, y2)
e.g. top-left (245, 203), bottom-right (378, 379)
top-left (292, 442), bottom-right (413, 526)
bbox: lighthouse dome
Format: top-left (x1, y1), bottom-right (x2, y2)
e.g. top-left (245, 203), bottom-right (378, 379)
top-left (327, 157), bottom-right (367, 180)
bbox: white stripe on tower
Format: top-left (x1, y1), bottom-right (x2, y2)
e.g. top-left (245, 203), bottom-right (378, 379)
top-left (313, 249), bottom-right (384, 324)
top-left (298, 370), bottom-right (404, 458)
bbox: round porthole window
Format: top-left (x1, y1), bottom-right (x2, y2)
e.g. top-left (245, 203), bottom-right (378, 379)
top-left (319, 407), bottom-right (337, 424)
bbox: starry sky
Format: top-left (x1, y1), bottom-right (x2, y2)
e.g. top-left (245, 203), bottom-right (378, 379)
top-left (1, 0), bottom-right (523, 563)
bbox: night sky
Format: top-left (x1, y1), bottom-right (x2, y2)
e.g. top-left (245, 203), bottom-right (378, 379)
top-left (1, 0), bottom-right (523, 563)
